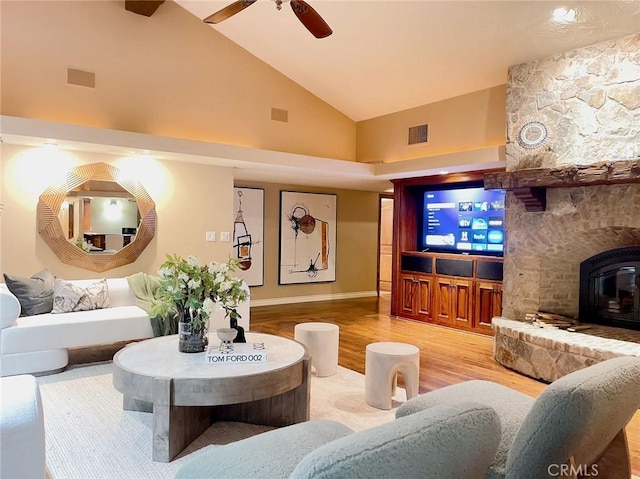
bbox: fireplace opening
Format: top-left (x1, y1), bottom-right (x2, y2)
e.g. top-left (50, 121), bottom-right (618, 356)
top-left (579, 247), bottom-right (640, 330)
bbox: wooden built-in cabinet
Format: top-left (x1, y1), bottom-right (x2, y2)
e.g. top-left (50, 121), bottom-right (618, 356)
top-left (435, 276), bottom-right (473, 326)
top-left (475, 281), bottom-right (503, 332)
top-left (390, 170), bottom-right (505, 336)
top-left (397, 252), bottom-right (502, 335)
top-left (399, 272), bottom-right (432, 321)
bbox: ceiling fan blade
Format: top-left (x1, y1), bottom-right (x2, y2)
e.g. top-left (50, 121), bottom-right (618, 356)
top-left (204, 0), bottom-right (257, 24)
top-left (290, 0), bottom-right (332, 39)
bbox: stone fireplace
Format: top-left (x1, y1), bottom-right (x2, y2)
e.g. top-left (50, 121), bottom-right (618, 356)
top-left (503, 183), bottom-right (640, 322)
top-left (501, 33), bottom-right (640, 323)
top-left (485, 34), bottom-right (640, 381)
top-left (579, 246), bottom-right (640, 330)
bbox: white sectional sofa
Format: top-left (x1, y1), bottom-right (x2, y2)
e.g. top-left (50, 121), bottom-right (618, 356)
top-left (0, 374), bottom-right (46, 479)
top-left (0, 278), bottom-right (250, 377)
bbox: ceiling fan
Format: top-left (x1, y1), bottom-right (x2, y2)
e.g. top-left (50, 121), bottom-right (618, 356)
top-left (204, 0), bottom-right (333, 39)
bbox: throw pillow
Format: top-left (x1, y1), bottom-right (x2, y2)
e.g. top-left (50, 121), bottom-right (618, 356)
top-left (3, 269), bottom-right (55, 316)
top-left (52, 278), bottom-right (110, 313)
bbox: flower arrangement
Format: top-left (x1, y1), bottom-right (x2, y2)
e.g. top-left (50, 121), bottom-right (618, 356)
top-left (70, 236), bottom-right (92, 252)
top-left (151, 254), bottom-right (247, 331)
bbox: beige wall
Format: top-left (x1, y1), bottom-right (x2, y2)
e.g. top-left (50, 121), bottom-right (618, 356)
top-left (1, 144), bottom-right (235, 279)
top-left (1, 145), bottom-right (379, 299)
top-left (236, 181), bottom-right (380, 301)
top-left (356, 85), bottom-right (506, 163)
top-left (0, 1), bottom-right (512, 302)
top-left (0, 0), bottom-right (356, 161)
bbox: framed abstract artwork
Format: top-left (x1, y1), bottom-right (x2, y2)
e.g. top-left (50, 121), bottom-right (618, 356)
top-left (279, 191), bottom-right (337, 285)
top-left (232, 187), bottom-right (264, 287)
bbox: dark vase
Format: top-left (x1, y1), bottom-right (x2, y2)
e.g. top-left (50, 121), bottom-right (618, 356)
top-left (178, 321), bottom-right (208, 353)
top-left (230, 317), bottom-right (246, 343)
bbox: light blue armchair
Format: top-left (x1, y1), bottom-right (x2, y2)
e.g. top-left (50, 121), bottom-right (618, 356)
top-left (175, 401), bottom-right (502, 479)
top-left (397, 356), bottom-right (640, 479)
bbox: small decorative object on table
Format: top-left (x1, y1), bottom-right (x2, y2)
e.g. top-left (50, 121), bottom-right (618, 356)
top-left (216, 328), bottom-right (237, 353)
top-left (230, 317), bottom-right (246, 343)
top-left (152, 254), bottom-right (248, 353)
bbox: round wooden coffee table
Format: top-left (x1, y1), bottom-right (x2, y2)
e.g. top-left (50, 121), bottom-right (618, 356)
top-left (113, 332), bottom-right (310, 462)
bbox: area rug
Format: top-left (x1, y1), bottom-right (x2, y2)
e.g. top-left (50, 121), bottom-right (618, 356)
top-left (37, 363), bottom-right (406, 479)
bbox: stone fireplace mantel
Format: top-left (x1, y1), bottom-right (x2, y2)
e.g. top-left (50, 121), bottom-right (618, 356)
top-left (484, 158), bottom-right (640, 212)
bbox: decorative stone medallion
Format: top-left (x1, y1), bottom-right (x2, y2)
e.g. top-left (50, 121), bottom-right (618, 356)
top-left (517, 121), bottom-right (549, 149)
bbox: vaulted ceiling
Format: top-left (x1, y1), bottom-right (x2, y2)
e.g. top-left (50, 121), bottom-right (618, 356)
top-left (173, 1), bottom-right (640, 121)
top-left (3, 1), bottom-right (639, 193)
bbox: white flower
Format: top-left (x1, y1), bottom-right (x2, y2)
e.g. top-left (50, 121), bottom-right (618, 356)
top-left (188, 278), bottom-right (201, 289)
top-left (208, 262), bottom-right (222, 274)
top-left (202, 297), bottom-right (219, 317)
top-left (187, 255), bottom-right (201, 267)
top-left (178, 272), bottom-right (189, 282)
top-left (158, 267), bottom-right (171, 278)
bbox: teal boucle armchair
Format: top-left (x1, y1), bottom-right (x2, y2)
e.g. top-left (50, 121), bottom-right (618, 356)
top-left (397, 356), bottom-right (640, 479)
top-left (174, 401), bottom-right (501, 479)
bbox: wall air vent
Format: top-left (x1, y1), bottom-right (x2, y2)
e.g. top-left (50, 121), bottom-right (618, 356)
top-left (67, 68), bottom-right (96, 88)
top-left (271, 108), bottom-right (289, 123)
top-left (408, 124), bottom-right (428, 145)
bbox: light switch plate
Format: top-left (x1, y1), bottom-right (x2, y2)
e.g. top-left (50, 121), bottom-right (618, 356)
top-left (220, 232), bottom-right (230, 242)
top-left (206, 231), bottom-right (216, 242)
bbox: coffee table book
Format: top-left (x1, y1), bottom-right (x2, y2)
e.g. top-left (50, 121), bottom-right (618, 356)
top-left (205, 342), bottom-right (268, 364)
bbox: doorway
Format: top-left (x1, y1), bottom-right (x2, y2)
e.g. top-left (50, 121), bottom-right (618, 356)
top-left (378, 196), bottom-right (394, 294)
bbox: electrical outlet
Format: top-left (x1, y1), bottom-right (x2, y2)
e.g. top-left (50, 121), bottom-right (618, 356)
top-left (220, 232), bottom-right (230, 242)
top-left (205, 231), bottom-right (216, 242)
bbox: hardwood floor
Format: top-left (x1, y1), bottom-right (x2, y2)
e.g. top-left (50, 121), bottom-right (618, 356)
top-left (250, 295), bottom-right (640, 476)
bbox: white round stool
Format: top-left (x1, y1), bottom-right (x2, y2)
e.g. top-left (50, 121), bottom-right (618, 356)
top-left (365, 342), bottom-right (420, 410)
top-left (294, 322), bottom-right (339, 377)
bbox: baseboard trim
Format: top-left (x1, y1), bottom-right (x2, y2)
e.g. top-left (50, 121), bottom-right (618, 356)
top-left (250, 291), bottom-right (378, 307)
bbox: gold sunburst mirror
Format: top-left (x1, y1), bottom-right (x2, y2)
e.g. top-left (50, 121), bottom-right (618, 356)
top-left (37, 162), bottom-right (156, 272)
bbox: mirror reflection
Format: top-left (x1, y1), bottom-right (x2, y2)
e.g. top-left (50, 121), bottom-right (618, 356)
top-left (58, 180), bottom-right (142, 254)
top-left (38, 161), bottom-right (157, 273)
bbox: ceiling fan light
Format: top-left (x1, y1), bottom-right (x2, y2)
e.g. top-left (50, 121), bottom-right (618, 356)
top-left (552, 7), bottom-right (576, 23)
top-left (204, 0), bottom-right (331, 38)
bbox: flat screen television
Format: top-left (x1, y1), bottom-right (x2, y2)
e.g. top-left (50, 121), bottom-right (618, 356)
top-left (420, 184), bottom-right (506, 256)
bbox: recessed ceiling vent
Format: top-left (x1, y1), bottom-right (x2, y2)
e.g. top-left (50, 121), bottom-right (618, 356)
top-left (67, 68), bottom-right (95, 88)
top-left (271, 108), bottom-right (289, 123)
top-left (408, 124), bottom-right (428, 145)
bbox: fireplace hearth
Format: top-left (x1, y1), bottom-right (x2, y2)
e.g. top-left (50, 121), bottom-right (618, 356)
top-left (493, 317), bottom-right (640, 382)
top-left (580, 247), bottom-right (640, 331)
